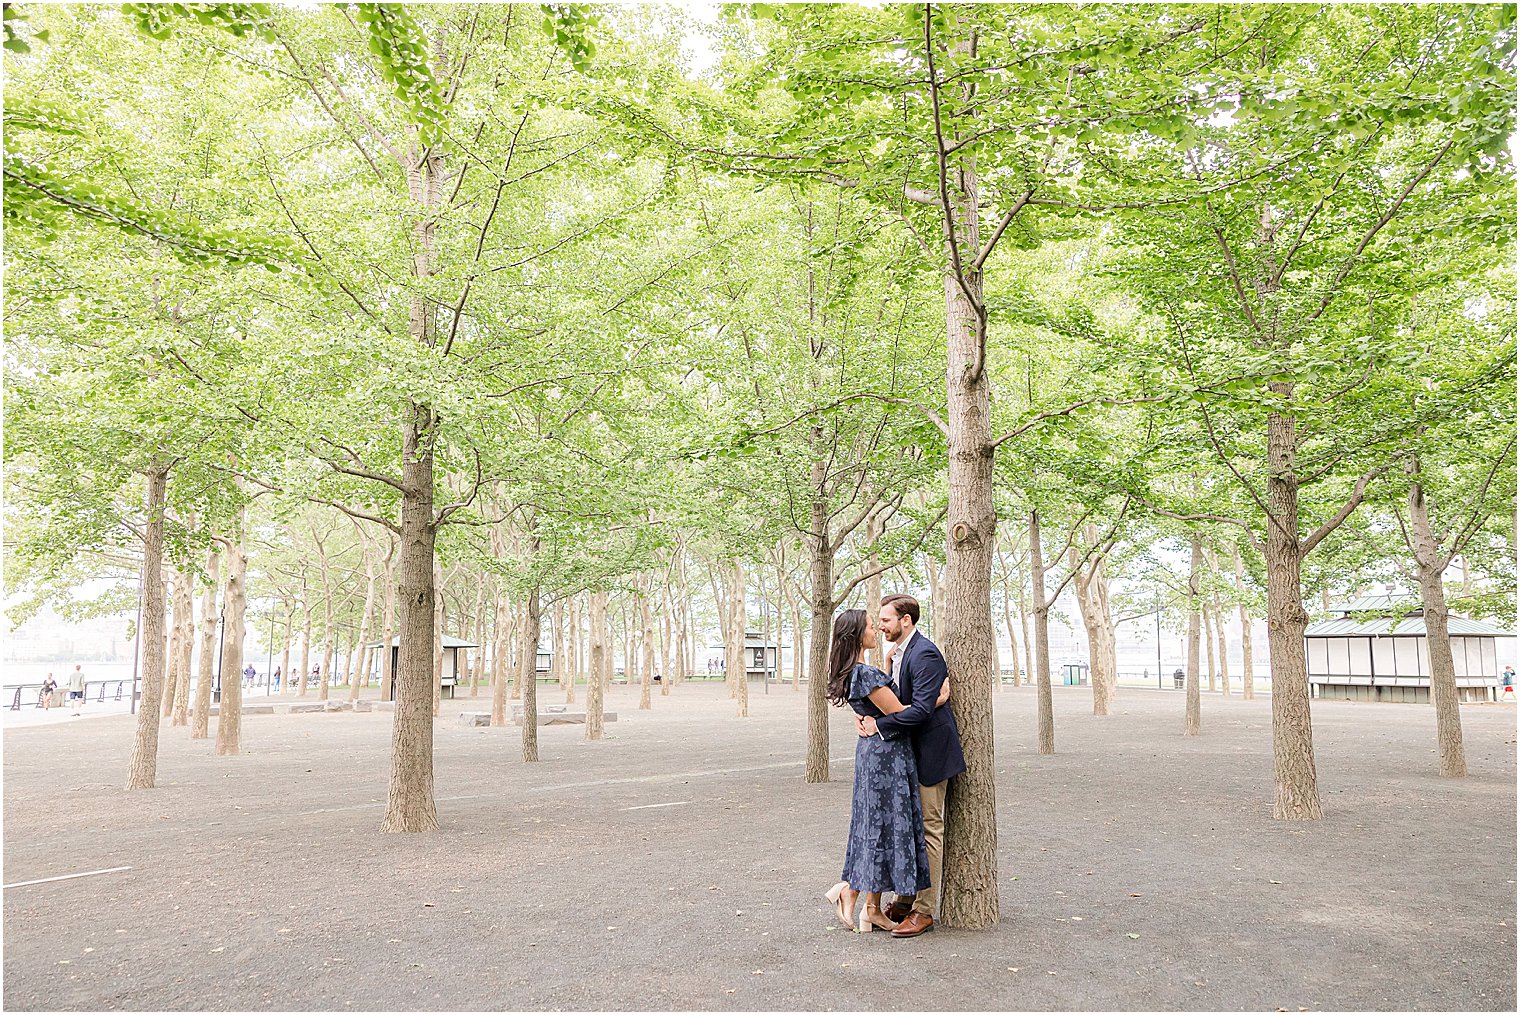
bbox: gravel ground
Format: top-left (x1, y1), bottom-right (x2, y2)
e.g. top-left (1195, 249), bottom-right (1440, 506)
top-left (3, 681), bottom-right (1514, 1012)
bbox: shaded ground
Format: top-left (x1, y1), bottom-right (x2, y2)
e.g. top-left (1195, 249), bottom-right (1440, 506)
top-left (3, 681), bottom-right (1515, 1011)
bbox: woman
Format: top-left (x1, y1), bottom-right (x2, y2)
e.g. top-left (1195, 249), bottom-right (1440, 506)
top-left (822, 608), bottom-right (946, 933)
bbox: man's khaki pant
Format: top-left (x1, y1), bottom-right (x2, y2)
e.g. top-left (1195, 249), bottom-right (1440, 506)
top-left (914, 779), bottom-right (948, 917)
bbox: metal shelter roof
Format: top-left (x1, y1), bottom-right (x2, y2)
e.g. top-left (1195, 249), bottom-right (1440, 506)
top-left (1306, 616), bottom-right (1514, 638)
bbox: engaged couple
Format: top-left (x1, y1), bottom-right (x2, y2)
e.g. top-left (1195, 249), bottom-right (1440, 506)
top-left (824, 594), bottom-right (965, 937)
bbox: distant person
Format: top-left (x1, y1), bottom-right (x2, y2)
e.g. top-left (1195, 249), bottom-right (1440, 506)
top-left (653, 671), bottom-right (662, 684)
top-left (243, 663), bottom-right (256, 688)
top-left (67, 665), bottom-right (86, 715)
top-left (272, 665), bottom-right (282, 691)
top-left (40, 673), bottom-right (57, 710)
top-left (1503, 665), bottom-right (1514, 689)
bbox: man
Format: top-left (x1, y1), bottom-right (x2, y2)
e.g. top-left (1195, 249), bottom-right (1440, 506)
top-left (856, 593), bottom-right (965, 938)
top-left (243, 664), bottom-right (256, 689)
top-left (67, 664), bottom-right (86, 715)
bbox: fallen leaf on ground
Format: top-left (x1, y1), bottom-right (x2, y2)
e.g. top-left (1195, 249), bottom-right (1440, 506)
top-left (1126, 933), bottom-right (1141, 940)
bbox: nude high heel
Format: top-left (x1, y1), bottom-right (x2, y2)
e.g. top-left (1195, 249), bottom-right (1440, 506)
top-left (824, 881), bottom-right (855, 930)
top-left (859, 905), bottom-right (897, 933)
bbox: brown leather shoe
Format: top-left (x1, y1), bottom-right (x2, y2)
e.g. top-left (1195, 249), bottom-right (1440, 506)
top-left (891, 912), bottom-right (934, 938)
top-left (883, 897), bottom-right (914, 923)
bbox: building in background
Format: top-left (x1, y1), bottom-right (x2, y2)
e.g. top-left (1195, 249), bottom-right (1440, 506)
top-left (1305, 597), bottom-right (1514, 703)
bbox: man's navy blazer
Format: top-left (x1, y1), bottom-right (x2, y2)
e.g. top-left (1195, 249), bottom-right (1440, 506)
top-left (874, 631), bottom-right (967, 786)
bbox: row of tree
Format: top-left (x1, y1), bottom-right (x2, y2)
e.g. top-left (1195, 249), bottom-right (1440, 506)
top-left (5, 4), bottom-right (1512, 929)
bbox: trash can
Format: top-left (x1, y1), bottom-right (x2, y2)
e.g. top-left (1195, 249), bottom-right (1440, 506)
top-left (1173, 668), bottom-right (1185, 690)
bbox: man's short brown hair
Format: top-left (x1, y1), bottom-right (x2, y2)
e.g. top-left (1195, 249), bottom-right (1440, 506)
top-left (881, 593), bottom-right (920, 625)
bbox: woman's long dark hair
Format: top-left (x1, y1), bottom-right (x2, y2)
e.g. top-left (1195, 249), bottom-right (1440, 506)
top-left (826, 609), bottom-right (867, 706)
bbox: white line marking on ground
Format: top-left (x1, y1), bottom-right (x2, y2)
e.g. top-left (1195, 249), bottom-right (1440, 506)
top-left (622, 801), bottom-right (690, 811)
top-left (4, 866), bottom-right (133, 889)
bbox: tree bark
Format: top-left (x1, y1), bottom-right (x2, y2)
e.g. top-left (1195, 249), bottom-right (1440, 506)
top-left (126, 465), bottom-right (170, 789)
top-left (586, 591), bottom-right (607, 740)
top-left (731, 560), bottom-right (749, 718)
top-left (1203, 599), bottom-right (1217, 694)
top-left (277, 600), bottom-right (291, 701)
top-left (1264, 388), bottom-right (1323, 820)
top-left (1185, 535), bottom-right (1202, 736)
top-left (1234, 548), bottom-right (1255, 700)
top-left (191, 550), bottom-right (221, 739)
top-left (938, 62), bottom-right (1000, 928)
top-left (1071, 540), bottom-right (1117, 716)
top-left (1407, 461), bottom-right (1468, 777)
top-left (296, 602), bottom-right (312, 697)
top-left (381, 402), bottom-right (441, 833)
top-left (170, 575), bottom-right (195, 728)
top-left (162, 571), bottom-right (183, 719)
top-left (169, 569), bottom-right (195, 726)
top-left (214, 522), bottom-right (247, 757)
top-left (1029, 510), bottom-right (1055, 753)
top-left (519, 580), bottom-right (541, 763)
top-left (805, 463), bottom-right (834, 782)
top-left (350, 554), bottom-right (378, 701)
top-left (1206, 547), bottom-right (1231, 697)
top-left (865, 511), bottom-right (884, 669)
top-left (565, 595), bottom-right (579, 704)
top-left (638, 573), bottom-right (655, 710)
top-left (490, 591), bottom-right (511, 727)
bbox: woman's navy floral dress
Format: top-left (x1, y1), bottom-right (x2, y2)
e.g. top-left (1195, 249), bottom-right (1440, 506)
top-left (840, 662), bottom-right (931, 895)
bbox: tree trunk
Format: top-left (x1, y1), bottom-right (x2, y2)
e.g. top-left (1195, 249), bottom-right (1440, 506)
top-left (1185, 535), bottom-right (1202, 736)
top-left (1234, 548), bottom-right (1255, 700)
top-left (731, 560), bottom-right (749, 718)
top-left (519, 581), bottom-right (541, 763)
top-left (162, 571), bottom-right (184, 719)
top-left (1408, 464), bottom-right (1467, 777)
top-left (169, 570), bottom-right (195, 726)
top-left (214, 523), bottom-right (247, 757)
top-left (380, 563), bottom-right (397, 702)
top-left (1206, 547), bottom-right (1231, 697)
top-left (938, 91), bottom-right (1000, 929)
top-left (638, 573), bottom-right (655, 710)
top-left (169, 574), bottom-right (195, 728)
top-left (490, 592), bottom-right (511, 727)
top-left (381, 401), bottom-right (441, 834)
top-left (1071, 544), bottom-right (1116, 717)
top-left (865, 512), bottom-right (884, 669)
top-left (351, 558), bottom-right (378, 701)
top-left (586, 591), bottom-right (607, 740)
top-left (126, 466), bottom-right (171, 790)
top-left (805, 465), bottom-right (834, 781)
top-left (659, 590), bottom-right (671, 697)
top-left (1203, 599), bottom-right (1217, 694)
top-left (924, 553), bottom-right (943, 636)
top-left (278, 601), bottom-right (291, 700)
top-left (296, 604), bottom-right (312, 697)
top-left (566, 595), bottom-right (579, 704)
top-left (191, 550), bottom-right (221, 739)
top-left (1264, 390), bottom-right (1322, 820)
top-left (1018, 572), bottom-right (1034, 687)
top-left (1029, 510), bottom-right (1055, 754)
